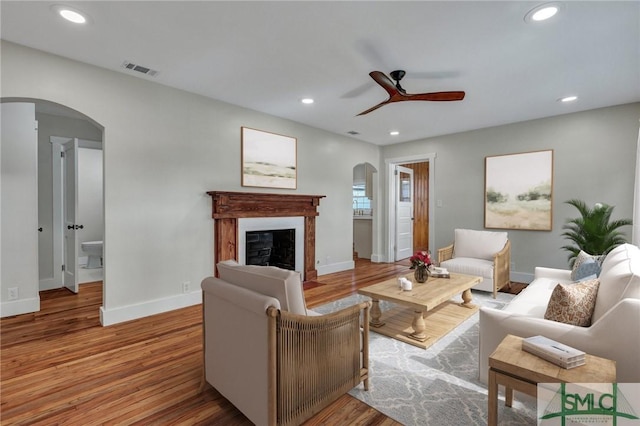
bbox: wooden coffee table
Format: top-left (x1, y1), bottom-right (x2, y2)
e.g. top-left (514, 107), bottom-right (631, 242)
top-left (357, 272), bottom-right (481, 349)
top-left (488, 334), bottom-right (616, 426)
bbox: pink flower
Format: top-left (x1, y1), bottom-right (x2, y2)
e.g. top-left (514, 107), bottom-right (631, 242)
top-left (409, 251), bottom-right (433, 269)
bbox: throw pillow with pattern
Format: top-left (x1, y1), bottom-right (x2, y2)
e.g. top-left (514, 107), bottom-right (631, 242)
top-left (570, 250), bottom-right (603, 281)
top-left (544, 279), bottom-right (600, 327)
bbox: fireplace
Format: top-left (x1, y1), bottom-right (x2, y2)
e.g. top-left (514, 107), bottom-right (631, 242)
top-left (207, 191), bottom-right (325, 281)
top-left (246, 229), bottom-right (295, 269)
top-left (238, 216), bottom-right (304, 272)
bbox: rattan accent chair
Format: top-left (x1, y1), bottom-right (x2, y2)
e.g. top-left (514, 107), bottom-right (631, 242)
top-left (201, 261), bottom-right (370, 426)
top-left (437, 229), bottom-right (511, 298)
top-left (266, 304), bottom-right (370, 426)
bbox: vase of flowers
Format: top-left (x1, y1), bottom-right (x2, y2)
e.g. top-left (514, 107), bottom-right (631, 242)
top-left (409, 250), bottom-right (433, 283)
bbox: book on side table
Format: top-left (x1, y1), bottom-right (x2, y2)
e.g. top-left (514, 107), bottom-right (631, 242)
top-left (522, 335), bottom-right (586, 369)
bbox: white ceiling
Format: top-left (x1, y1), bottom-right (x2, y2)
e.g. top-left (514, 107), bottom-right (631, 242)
top-left (1, 1), bottom-right (639, 145)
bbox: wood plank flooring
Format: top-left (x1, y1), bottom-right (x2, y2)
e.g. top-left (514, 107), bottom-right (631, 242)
top-left (1, 259), bottom-right (409, 426)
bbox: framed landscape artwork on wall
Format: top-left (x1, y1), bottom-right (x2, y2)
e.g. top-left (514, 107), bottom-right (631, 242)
top-left (241, 127), bottom-right (297, 189)
top-left (485, 150), bottom-right (553, 231)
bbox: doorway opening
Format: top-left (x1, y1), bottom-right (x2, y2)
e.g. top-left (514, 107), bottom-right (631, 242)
top-left (34, 101), bottom-right (104, 296)
top-left (1, 98), bottom-right (104, 318)
top-left (386, 153), bottom-right (435, 262)
top-left (352, 162), bottom-right (377, 261)
top-left (400, 161), bottom-right (430, 253)
top-left (50, 137), bottom-right (103, 293)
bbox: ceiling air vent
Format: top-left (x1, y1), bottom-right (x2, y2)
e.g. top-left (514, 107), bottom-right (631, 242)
top-left (347, 130), bottom-right (360, 135)
top-left (121, 61), bottom-right (159, 77)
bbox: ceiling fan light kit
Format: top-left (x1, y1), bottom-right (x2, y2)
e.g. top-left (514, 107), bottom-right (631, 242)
top-left (357, 70), bottom-right (465, 116)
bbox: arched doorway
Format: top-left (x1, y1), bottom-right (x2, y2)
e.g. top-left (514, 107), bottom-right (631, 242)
top-left (353, 162), bottom-right (377, 260)
top-left (0, 98), bottom-right (104, 317)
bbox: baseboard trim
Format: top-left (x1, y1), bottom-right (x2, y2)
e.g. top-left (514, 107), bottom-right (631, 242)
top-left (511, 271), bottom-right (534, 284)
top-left (100, 291), bottom-right (202, 326)
top-left (39, 278), bottom-right (60, 291)
top-left (0, 297), bottom-right (41, 318)
top-left (370, 253), bottom-right (386, 263)
top-left (317, 260), bottom-right (354, 276)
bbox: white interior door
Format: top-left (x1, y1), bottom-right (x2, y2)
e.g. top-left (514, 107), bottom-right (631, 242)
top-left (395, 165), bottom-right (414, 261)
top-left (63, 139), bottom-right (79, 293)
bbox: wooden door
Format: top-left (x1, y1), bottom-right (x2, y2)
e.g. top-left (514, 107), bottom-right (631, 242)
top-left (402, 161), bottom-right (429, 252)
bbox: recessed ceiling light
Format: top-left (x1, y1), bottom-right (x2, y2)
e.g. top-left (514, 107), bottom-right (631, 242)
top-left (60, 9), bottom-right (86, 23)
top-left (559, 95), bottom-right (578, 103)
top-left (524, 2), bottom-right (562, 23)
top-left (390, 131), bottom-right (400, 136)
top-left (51, 5), bottom-right (90, 24)
top-left (301, 98), bottom-right (314, 104)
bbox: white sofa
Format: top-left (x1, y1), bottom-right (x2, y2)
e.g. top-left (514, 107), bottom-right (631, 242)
top-left (479, 243), bottom-right (640, 384)
top-left (201, 260), bottom-right (370, 426)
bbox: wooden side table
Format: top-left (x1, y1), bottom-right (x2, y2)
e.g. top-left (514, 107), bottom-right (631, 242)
top-left (488, 334), bottom-right (616, 426)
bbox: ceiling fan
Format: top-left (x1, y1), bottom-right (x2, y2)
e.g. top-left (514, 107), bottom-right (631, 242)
top-left (357, 70), bottom-right (465, 116)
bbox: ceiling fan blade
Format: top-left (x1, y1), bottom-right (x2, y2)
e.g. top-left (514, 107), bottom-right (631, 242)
top-left (406, 91), bottom-right (466, 101)
top-left (356, 99), bottom-right (390, 116)
top-left (369, 71), bottom-right (400, 97)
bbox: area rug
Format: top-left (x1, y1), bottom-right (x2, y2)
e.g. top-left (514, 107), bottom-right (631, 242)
top-left (312, 291), bottom-right (537, 426)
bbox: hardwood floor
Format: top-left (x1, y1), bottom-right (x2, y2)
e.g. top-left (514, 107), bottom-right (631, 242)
top-left (1, 259), bottom-right (409, 425)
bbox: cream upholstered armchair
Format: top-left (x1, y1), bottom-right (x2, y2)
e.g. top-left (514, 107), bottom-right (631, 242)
top-left (201, 260), bottom-right (370, 426)
top-left (437, 229), bottom-right (511, 298)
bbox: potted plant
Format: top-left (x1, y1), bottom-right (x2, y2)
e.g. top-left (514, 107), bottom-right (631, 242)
top-left (561, 199), bottom-right (632, 266)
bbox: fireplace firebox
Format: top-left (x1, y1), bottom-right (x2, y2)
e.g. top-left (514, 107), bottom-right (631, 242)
top-left (246, 229), bottom-right (295, 270)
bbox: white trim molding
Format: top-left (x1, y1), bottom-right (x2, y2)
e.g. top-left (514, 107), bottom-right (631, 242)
top-left (317, 260), bottom-right (354, 276)
top-left (100, 290), bottom-right (202, 326)
top-left (633, 123), bottom-right (640, 246)
top-left (511, 271), bottom-right (534, 284)
top-left (0, 297), bottom-right (41, 318)
top-left (385, 153), bottom-right (437, 262)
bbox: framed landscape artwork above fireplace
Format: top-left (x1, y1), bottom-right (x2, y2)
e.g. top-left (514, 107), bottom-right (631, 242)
top-left (241, 127), bottom-right (297, 189)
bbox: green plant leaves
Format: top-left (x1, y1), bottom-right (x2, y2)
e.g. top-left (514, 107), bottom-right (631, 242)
top-left (561, 199), bottom-right (632, 266)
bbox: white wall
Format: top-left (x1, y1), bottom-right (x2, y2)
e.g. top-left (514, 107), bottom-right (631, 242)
top-left (382, 103), bottom-right (640, 279)
top-left (1, 41), bottom-right (380, 324)
top-left (1, 103), bottom-right (40, 316)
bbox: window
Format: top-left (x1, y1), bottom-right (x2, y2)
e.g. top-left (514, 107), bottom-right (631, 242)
top-left (353, 184), bottom-right (371, 214)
